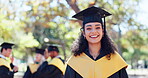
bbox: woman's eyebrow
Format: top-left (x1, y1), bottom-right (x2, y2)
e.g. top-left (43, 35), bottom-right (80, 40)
top-left (86, 25), bottom-right (92, 27)
top-left (95, 24), bottom-right (101, 26)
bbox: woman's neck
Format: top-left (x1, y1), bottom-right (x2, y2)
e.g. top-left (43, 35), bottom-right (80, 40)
top-left (88, 42), bottom-right (101, 59)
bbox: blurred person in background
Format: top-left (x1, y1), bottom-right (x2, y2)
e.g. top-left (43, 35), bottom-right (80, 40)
top-left (23, 48), bottom-right (45, 78)
top-left (0, 42), bottom-right (18, 78)
top-left (33, 45), bottom-right (65, 78)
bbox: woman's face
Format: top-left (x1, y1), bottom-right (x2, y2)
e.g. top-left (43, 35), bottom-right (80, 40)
top-left (83, 22), bottom-right (103, 44)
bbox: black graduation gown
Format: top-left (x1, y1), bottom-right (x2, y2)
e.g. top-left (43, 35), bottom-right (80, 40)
top-left (0, 58), bottom-right (14, 78)
top-left (64, 49), bottom-right (128, 78)
top-left (32, 57), bottom-right (64, 78)
top-left (23, 66), bottom-right (33, 78)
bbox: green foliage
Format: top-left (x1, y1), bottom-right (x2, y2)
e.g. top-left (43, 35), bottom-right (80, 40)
top-left (0, 0), bottom-right (147, 67)
top-left (122, 29), bottom-right (148, 68)
top-left (0, 14), bottom-right (39, 59)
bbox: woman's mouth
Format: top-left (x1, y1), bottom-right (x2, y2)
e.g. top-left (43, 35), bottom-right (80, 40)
top-left (89, 35), bottom-right (99, 38)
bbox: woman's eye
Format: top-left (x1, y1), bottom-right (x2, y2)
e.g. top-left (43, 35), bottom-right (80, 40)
top-left (86, 28), bottom-right (91, 30)
top-left (96, 27), bottom-right (101, 29)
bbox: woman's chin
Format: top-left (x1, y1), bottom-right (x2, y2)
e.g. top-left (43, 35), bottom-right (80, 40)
top-left (88, 40), bottom-right (101, 44)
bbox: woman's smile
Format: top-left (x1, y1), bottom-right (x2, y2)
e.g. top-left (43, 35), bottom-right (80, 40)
top-left (89, 35), bottom-right (99, 38)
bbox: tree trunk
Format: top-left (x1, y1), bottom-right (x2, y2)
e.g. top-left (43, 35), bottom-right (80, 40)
top-left (117, 25), bottom-right (122, 56)
top-left (131, 58), bottom-right (134, 69)
top-left (61, 42), bottom-right (66, 60)
top-left (66, 0), bottom-right (80, 13)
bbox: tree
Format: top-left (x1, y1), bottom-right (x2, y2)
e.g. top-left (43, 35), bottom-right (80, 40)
top-left (122, 29), bottom-right (148, 68)
top-left (0, 14), bottom-right (39, 59)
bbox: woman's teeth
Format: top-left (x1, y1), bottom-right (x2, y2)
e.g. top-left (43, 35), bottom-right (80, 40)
top-left (90, 35), bottom-right (98, 38)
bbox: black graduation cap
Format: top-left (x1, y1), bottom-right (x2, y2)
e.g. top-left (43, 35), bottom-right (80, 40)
top-left (35, 48), bottom-right (45, 55)
top-left (47, 46), bottom-right (59, 53)
top-left (72, 6), bottom-right (112, 33)
top-left (0, 42), bottom-right (14, 49)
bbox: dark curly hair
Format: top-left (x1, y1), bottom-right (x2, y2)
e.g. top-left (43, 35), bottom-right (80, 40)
top-left (71, 29), bottom-right (117, 59)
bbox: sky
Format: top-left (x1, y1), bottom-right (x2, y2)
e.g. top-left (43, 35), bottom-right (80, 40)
top-left (137, 0), bottom-right (148, 27)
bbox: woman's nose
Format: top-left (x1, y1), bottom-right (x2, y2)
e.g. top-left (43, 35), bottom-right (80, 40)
top-left (91, 28), bottom-right (97, 33)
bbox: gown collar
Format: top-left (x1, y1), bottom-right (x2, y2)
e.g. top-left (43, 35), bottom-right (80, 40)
top-left (84, 48), bottom-right (107, 61)
top-left (0, 54), bottom-right (6, 59)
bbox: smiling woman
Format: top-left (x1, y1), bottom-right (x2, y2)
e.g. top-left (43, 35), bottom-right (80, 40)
top-left (64, 6), bottom-right (129, 78)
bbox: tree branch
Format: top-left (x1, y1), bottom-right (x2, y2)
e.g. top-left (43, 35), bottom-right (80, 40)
top-left (66, 0), bottom-right (80, 13)
top-left (66, 0), bottom-right (82, 26)
top-left (89, 0), bottom-right (97, 7)
top-left (48, 38), bottom-right (64, 44)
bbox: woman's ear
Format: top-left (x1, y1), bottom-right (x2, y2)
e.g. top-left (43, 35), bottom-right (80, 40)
top-left (102, 30), bottom-right (104, 37)
top-left (81, 29), bottom-right (85, 37)
top-left (80, 28), bottom-right (85, 37)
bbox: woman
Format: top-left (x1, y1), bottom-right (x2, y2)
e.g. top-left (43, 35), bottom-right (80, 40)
top-left (23, 48), bottom-right (45, 78)
top-left (64, 6), bottom-right (128, 78)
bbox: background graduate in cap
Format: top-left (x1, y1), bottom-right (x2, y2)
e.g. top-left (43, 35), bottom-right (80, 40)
top-left (0, 42), bottom-right (18, 78)
top-left (33, 45), bottom-right (65, 78)
top-left (64, 6), bottom-right (128, 78)
top-left (23, 48), bottom-right (45, 78)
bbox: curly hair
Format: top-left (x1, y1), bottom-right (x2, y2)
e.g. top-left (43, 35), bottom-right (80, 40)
top-left (71, 30), bottom-right (117, 58)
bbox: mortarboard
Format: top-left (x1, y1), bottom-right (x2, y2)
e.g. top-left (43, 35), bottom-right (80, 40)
top-left (0, 42), bottom-right (14, 49)
top-left (35, 48), bottom-right (45, 55)
top-left (47, 46), bottom-right (59, 53)
top-left (72, 6), bottom-right (112, 33)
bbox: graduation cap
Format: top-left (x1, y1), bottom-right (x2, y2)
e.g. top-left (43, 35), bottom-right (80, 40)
top-left (47, 46), bottom-right (59, 53)
top-left (0, 42), bottom-right (14, 49)
top-left (35, 48), bottom-right (45, 55)
top-left (72, 6), bottom-right (112, 33)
